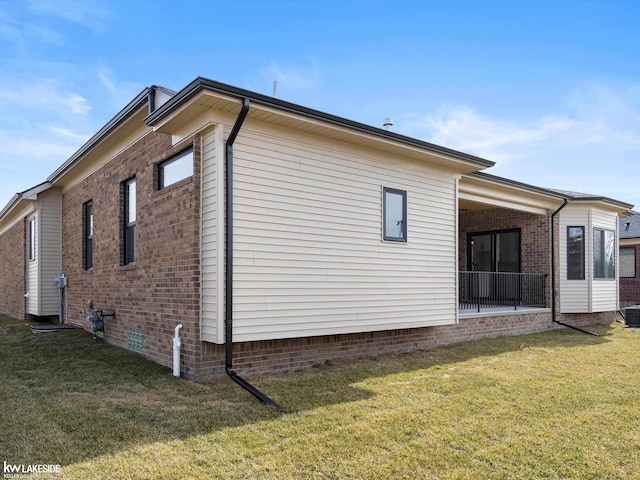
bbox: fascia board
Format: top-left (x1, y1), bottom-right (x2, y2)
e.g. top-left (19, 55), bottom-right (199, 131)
top-left (146, 77), bottom-right (495, 173)
top-left (460, 175), bottom-right (565, 214)
top-left (47, 88), bottom-right (150, 184)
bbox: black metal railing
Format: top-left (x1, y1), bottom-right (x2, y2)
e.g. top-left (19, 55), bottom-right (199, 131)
top-left (459, 271), bottom-right (547, 312)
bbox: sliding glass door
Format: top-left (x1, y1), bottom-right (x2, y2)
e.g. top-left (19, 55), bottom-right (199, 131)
top-left (467, 229), bottom-right (521, 303)
top-left (468, 229), bottom-right (521, 273)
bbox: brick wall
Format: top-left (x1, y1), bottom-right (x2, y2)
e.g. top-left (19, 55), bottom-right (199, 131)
top-left (459, 208), bottom-right (551, 275)
top-left (62, 132), bottom-right (202, 375)
top-left (0, 220), bottom-right (26, 319)
top-left (192, 309), bottom-right (615, 380)
top-left (620, 244), bottom-right (640, 306)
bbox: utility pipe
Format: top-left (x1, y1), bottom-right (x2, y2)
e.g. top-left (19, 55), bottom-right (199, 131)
top-left (550, 200), bottom-right (598, 336)
top-left (173, 323), bottom-right (183, 377)
top-left (225, 98), bottom-right (283, 411)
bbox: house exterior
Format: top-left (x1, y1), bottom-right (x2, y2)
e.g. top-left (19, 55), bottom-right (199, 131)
top-left (620, 211), bottom-right (640, 308)
top-left (0, 77), bottom-right (633, 380)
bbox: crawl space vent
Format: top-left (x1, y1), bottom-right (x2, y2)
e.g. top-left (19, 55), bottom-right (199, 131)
top-left (625, 306), bottom-right (640, 328)
top-left (127, 328), bottom-right (143, 353)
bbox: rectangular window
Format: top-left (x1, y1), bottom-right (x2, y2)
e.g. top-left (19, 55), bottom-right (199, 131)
top-left (28, 217), bottom-right (35, 261)
top-left (383, 187), bottom-right (407, 242)
top-left (123, 178), bottom-right (136, 265)
top-left (620, 246), bottom-right (636, 278)
top-left (83, 201), bottom-right (93, 270)
top-left (594, 228), bottom-right (615, 279)
top-left (158, 148), bottom-right (193, 190)
top-left (567, 226), bottom-right (585, 280)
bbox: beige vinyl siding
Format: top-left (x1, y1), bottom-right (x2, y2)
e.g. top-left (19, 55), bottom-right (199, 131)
top-left (559, 205), bottom-right (590, 313)
top-left (559, 204), bottom-right (619, 313)
top-left (229, 121), bottom-right (458, 342)
top-left (200, 125), bottom-right (224, 343)
top-left (37, 190), bottom-right (62, 316)
top-left (26, 213), bottom-right (39, 315)
top-left (25, 190), bottom-right (63, 317)
top-left (591, 207), bottom-right (618, 311)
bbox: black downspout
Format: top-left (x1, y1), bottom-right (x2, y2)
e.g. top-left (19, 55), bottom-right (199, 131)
top-left (550, 199), bottom-right (598, 336)
top-left (225, 98), bottom-right (284, 411)
top-left (148, 87), bottom-right (156, 115)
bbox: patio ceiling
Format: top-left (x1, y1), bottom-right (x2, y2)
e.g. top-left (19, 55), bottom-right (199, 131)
top-left (459, 172), bottom-right (565, 215)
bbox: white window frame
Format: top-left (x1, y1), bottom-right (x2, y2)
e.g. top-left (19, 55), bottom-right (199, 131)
top-left (158, 148), bottom-right (193, 190)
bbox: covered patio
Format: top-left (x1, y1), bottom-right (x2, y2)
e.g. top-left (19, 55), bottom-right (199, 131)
top-left (458, 172), bottom-right (565, 316)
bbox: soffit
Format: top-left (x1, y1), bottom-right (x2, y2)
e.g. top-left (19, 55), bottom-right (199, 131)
top-left (0, 199), bottom-right (34, 234)
top-left (459, 174), bottom-right (564, 215)
top-left (149, 90), bottom-right (492, 174)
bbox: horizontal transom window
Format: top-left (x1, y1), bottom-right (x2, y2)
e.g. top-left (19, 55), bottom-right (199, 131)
top-left (158, 148), bottom-right (193, 189)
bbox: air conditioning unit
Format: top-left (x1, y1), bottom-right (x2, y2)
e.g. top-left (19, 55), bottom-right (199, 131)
top-left (625, 306), bottom-right (640, 328)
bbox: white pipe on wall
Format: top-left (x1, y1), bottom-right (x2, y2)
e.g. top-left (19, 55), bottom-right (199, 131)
top-left (173, 324), bottom-right (184, 377)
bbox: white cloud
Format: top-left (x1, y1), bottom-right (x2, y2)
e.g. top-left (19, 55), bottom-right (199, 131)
top-left (405, 107), bottom-right (577, 163)
top-left (0, 7), bottom-right (23, 48)
top-left (27, 0), bottom-right (112, 34)
top-left (0, 123), bottom-right (88, 200)
top-left (25, 21), bottom-right (65, 45)
top-left (401, 82), bottom-right (640, 166)
top-left (394, 82), bottom-right (640, 208)
top-left (0, 127), bottom-right (84, 160)
top-left (95, 66), bottom-right (143, 110)
top-left (97, 66), bottom-right (117, 95)
top-left (0, 79), bottom-right (91, 117)
top-left (261, 58), bottom-right (321, 91)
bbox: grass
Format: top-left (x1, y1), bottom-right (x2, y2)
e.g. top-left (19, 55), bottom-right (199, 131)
top-left (1, 315), bottom-right (639, 479)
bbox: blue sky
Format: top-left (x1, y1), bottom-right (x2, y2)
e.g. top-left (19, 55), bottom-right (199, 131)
top-left (1, 0), bottom-right (639, 209)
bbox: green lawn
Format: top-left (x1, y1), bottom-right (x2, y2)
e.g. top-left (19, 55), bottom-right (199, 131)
top-left (1, 314), bottom-right (639, 479)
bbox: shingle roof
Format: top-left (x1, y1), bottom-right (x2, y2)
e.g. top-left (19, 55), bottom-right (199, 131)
top-left (546, 188), bottom-right (633, 210)
top-left (620, 211), bottom-right (640, 239)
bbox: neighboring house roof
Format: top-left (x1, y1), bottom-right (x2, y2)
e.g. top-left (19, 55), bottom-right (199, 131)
top-left (620, 211), bottom-right (640, 239)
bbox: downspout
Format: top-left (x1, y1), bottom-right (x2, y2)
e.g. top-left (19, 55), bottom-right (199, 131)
top-left (148, 87), bottom-right (156, 115)
top-left (550, 199), bottom-right (598, 336)
top-left (225, 98), bottom-right (283, 411)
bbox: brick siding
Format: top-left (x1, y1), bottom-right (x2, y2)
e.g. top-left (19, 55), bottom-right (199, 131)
top-left (191, 309), bottom-right (613, 380)
top-left (620, 244), bottom-right (640, 306)
top-left (459, 208), bottom-right (552, 276)
top-left (61, 132), bottom-right (203, 376)
top-left (0, 220), bottom-right (26, 319)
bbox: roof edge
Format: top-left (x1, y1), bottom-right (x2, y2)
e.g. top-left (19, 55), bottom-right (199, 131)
top-left (467, 172), bottom-right (568, 200)
top-left (471, 172), bottom-right (634, 211)
top-left (145, 77), bottom-right (495, 169)
top-left (47, 87), bottom-right (151, 184)
top-left (0, 193), bottom-right (23, 220)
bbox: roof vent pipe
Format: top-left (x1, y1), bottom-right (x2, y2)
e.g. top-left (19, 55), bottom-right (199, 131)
top-left (383, 117), bottom-right (393, 130)
top-left (225, 98), bottom-right (283, 411)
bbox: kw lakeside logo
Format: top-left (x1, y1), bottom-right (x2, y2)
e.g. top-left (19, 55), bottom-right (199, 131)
top-left (3, 461), bottom-right (60, 479)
